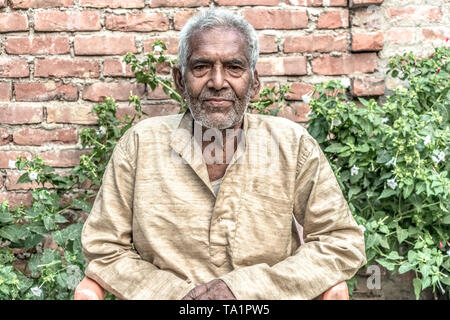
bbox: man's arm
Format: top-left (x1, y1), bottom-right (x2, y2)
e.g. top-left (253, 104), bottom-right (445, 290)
top-left (81, 130), bottom-right (194, 300)
top-left (219, 133), bottom-right (367, 299)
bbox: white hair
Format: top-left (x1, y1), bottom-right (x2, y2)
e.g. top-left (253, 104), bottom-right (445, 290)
top-left (178, 8), bottom-right (260, 75)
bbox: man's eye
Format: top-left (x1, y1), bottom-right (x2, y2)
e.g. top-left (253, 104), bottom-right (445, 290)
top-left (194, 65), bottom-right (207, 70)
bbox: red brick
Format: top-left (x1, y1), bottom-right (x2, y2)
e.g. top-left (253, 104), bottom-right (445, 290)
top-left (284, 34), bottom-right (347, 53)
top-left (216, 0), bottom-right (278, 5)
top-left (256, 57), bottom-right (307, 76)
top-left (117, 103), bottom-right (180, 120)
top-left (0, 13), bottom-right (29, 32)
top-left (82, 82), bottom-right (145, 102)
top-left (0, 104), bottom-right (43, 124)
top-left (311, 53), bottom-right (377, 75)
top-left (150, 0), bottom-right (209, 7)
top-left (285, 0), bottom-right (347, 6)
top-left (143, 37), bottom-right (179, 55)
top-left (244, 9), bottom-right (308, 29)
top-left (39, 149), bottom-right (87, 167)
top-left (285, 82), bottom-right (314, 100)
top-left (15, 82), bottom-right (78, 102)
top-left (0, 192), bottom-right (33, 208)
top-left (0, 59), bottom-right (29, 78)
top-left (10, 0), bottom-right (74, 8)
top-left (147, 86), bottom-right (170, 100)
top-left (317, 10), bottom-right (349, 29)
top-left (352, 8), bottom-right (382, 29)
top-left (0, 151), bottom-right (32, 169)
top-left (259, 35), bottom-right (278, 53)
top-left (0, 175), bottom-right (2, 189)
top-left (421, 28), bottom-right (448, 41)
top-left (5, 172), bottom-right (55, 191)
top-left (6, 37), bottom-right (70, 55)
top-left (0, 0), bottom-right (5, 7)
top-left (35, 58), bottom-right (100, 78)
top-left (0, 83), bottom-right (12, 101)
top-left (385, 28), bottom-right (416, 45)
top-left (174, 10), bottom-right (198, 30)
top-left (34, 10), bottom-right (101, 31)
top-left (46, 104), bottom-right (98, 124)
top-left (0, 128), bottom-right (12, 146)
top-left (13, 128), bottom-right (78, 146)
top-left (277, 102), bottom-right (310, 123)
top-left (387, 6), bottom-right (442, 23)
top-left (349, 0), bottom-right (383, 7)
top-left (352, 32), bottom-right (383, 51)
top-left (352, 77), bottom-right (385, 96)
top-left (105, 13), bottom-right (169, 32)
top-left (74, 35), bottom-right (137, 55)
top-left (80, 0), bottom-right (145, 7)
top-left (103, 59), bottom-right (134, 77)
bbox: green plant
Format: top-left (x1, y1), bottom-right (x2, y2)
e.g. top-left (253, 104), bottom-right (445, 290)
top-left (306, 45), bottom-right (450, 299)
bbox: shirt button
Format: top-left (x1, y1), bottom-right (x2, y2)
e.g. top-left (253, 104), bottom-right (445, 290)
top-left (217, 217), bottom-right (222, 222)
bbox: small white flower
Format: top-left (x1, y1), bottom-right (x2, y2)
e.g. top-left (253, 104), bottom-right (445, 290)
top-left (358, 225), bottom-right (366, 233)
top-left (96, 126), bottom-right (106, 136)
top-left (432, 150), bottom-right (445, 164)
top-left (28, 171), bottom-right (38, 181)
top-left (332, 118), bottom-right (342, 127)
top-left (385, 157), bottom-right (396, 167)
top-left (30, 286), bottom-right (42, 297)
top-left (447, 249), bottom-right (450, 256)
top-left (381, 117), bottom-right (389, 124)
top-left (8, 160), bottom-right (16, 169)
top-left (302, 94), bottom-right (311, 104)
top-left (387, 178), bottom-right (398, 190)
top-left (423, 135), bottom-right (431, 145)
top-left (350, 165), bottom-right (359, 176)
top-left (340, 78), bottom-right (351, 88)
top-left (153, 45), bottom-right (163, 52)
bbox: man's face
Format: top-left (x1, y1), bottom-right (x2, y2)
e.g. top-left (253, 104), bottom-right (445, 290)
top-left (174, 28), bottom-right (260, 129)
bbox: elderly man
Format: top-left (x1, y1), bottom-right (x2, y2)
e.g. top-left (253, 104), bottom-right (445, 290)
top-left (80, 8), bottom-right (366, 300)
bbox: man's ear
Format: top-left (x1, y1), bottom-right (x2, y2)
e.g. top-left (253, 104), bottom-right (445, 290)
top-left (172, 65), bottom-right (185, 96)
top-left (250, 69), bottom-right (261, 99)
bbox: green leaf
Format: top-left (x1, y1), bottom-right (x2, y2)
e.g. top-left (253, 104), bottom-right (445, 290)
top-left (52, 223), bottom-right (83, 247)
top-left (0, 211), bottom-right (13, 224)
top-left (398, 262), bottom-right (414, 274)
top-left (442, 214), bottom-right (450, 224)
top-left (17, 173), bottom-right (31, 184)
top-left (413, 278), bottom-right (421, 300)
top-left (71, 198), bottom-right (92, 213)
top-left (376, 258), bottom-right (395, 271)
top-left (378, 188), bottom-right (397, 200)
top-left (324, 143), bottom-right (349, 154)
top-left (440, 275), bottom-right (450, 286)
top-left (0, 225), bottom-right (31, 243)
top-left (387, 251), bottom-right (402, 260)
top-left (396, 227), bottom-right (409, 244)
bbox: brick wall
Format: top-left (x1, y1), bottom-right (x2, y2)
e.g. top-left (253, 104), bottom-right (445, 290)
top-left (0, 0), bottom-right (448, 298)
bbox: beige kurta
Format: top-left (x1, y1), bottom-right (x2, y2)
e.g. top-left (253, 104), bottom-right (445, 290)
top-left (81, 110), bottom-right (367, 300)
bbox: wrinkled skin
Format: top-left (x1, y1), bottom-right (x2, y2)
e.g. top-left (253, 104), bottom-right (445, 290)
top-left (182, 279), bottom-right (236, 300)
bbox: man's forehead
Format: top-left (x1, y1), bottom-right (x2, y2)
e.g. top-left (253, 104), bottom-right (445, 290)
top-left (188, 27), bottom-right (249, 62)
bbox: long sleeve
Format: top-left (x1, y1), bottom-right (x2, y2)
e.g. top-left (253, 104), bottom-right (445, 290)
top-left (220, 133), bottom-right (367, 299)
top-left (81, 130), bottom-right (194, 300)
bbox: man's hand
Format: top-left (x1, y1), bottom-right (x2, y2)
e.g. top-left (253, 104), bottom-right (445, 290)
top-left (182, 279), bottom-right (236, 300)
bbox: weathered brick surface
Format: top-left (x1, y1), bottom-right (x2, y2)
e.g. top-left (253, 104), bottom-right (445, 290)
top-left (6, 37), bottom-right (70, 55)
top-left (39, 149), bottom-right (87, 167)
top-left (257, 57), bottom-right (307, 76)
top-left (0, 128), bottom-right (12, 146)
top-left (79, 0), bottom-right (144, 8)
top-left (0, 59), bottom-right (29, 78)
top-left (0, 83), bottom-right (12, 101)
top-left (311, 53), bottom-right (377, 75)
top-left (35, 58), bottom-right (100, 78)
top-left (0, 151), bottom-right (32, 169)
top-left (105, 13), bottom-right (170, 32)
top-left (150, 0), bottom-right (210, 7)
top-left (352, 77), bottom-right (385, 96)
top-left (284, 34), bottom-right (347, 53)
top-left (15, 82), bottom-right (78, 102)
top-left (0, 13), bottom-right (28, 32)
top-left (82, 82), bottom-right (145, 102)
top-left (352, 32), bottom-right (383, 51)
top-left (34, 11), bottom-right (101, 32)
top-left (74, 36), bottom-right (137, 55)
top-left (13, 128), bottom-right (78, 146)
top-left (317, 10), bottom-right (349, 29)
top-left (46, 104), bottom-right (98, 124)
top-left (9, 0), bottom-right (74, 8)
top-left (244, 9), bottom-right (308, 30)
top-left (0, 105), bottom-right (43, 124)
top-left (0, 192), bottom-right (33, 208)
top-left (5, 172), bottom-right (56, 191)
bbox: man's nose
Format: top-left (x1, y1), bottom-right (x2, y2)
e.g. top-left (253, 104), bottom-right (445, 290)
top-left (207, 64), bottom-right (228, 91)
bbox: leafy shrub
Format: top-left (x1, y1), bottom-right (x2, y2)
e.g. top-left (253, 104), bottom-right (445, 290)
top-left (307, 45), bottom-right (449, 299)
